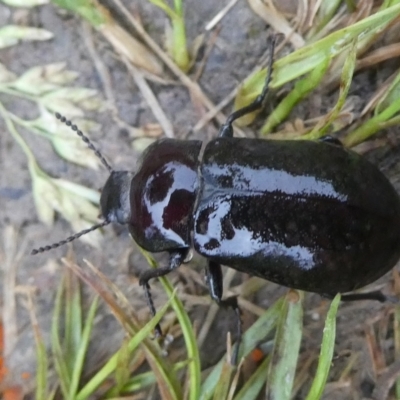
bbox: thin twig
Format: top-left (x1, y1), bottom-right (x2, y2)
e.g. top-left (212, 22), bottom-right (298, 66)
top-left (125, 59), bottom-right (175, 138)
top-left (205, 0), bottom-right (240, 31)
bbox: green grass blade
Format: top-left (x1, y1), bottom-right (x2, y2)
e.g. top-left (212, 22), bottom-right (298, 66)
top-left (212, 359), bottom-right (236, 400)
top-left (266, 291), bottom-right (303, 400)
top-left (140, 250), bottom-right (201, 400)
top-left (50, 0), bottom-right (106, 27)
top-left (303, 39), bottom-right (357, 140)
top-left (68, 296), bottom-right (99, 399)
top-left (233, 69), bottom-right (270, 126)
top-left (234, 355), bottom-right (271, 400)
top-left (273, 4), bottom-right (400, 87)
top-left (171, 0), bottom-right (189, 72)
top-left (76, 290), bottom-right (178, 400)
top-left (51, 276), bottom-right (70, 398)
top-left (235, 1), bottom-right (400, 118)
top-left (148, 0), bottom-right (189, 71)
top-left (344, 68), bottom-right (400, 146)
top-left (306, 0), bottom-right (343, 41)
top-left (305, 294), bottom-right (341, 400)
top-left (376, 70), bottom-right (400, 114)
top-left (260, 56), bottom-right (330, 135)
top-left (35, 327), bottom-right (49, 400)
top-left (65, 271), bottom-right (83, 373)
top-left (121, 360), bottom-right (189, 393)
top-left (200, 296), bottom-right (284, 400)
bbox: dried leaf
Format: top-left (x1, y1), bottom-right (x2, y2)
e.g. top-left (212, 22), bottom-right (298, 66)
top-left (40, 87), bottom-right (102, 115)
top-left (100, 22), bottom-right (163, 76)
top-left (40, 98), bottom-right (84, 117)
top-left (37, 62), bottom-right (79, 85)
top-left (0, 25), bottom-right (53, 49)
top-left (247, 0), bottom-right (305, 49)
top-left (45, 87), bottom-right (98, 103)
top-left (0, 62), bottom-right (17, 83)
top-left (10, 64), bottom-right (60, 95)
top-left (54, 179), bottom-right (100, 204)
top-left (31, 173), bottom-right (59, 225)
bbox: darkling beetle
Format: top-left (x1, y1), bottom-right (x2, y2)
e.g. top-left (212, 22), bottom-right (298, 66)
top-left (32, 38), bottom-right (400, 364)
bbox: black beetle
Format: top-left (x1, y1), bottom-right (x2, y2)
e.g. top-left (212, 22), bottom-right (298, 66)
top-left (32, 38), bottom-right (400, 364)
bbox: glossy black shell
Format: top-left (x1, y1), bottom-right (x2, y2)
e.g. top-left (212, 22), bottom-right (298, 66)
top-left (128, 137), bottom-right (400, 295)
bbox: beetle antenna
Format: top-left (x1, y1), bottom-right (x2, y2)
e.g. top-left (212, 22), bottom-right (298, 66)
top-left (31, 220), bottom-right (110, 255)
top-left (55, 113), bottom-right (113, 173)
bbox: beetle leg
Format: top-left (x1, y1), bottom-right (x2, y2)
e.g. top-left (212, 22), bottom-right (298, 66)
top-left (323, 291), bottom-right (398, 303)
top-left (218, 36), bottom-right (277, 138)
top-left (319, 135), bottom-right (343, 146)
top-left (139, 249), bottom-right (188, 337)
top-left (206, 260), bottom-right (242, 365)
top-left (341, 291), bottom-right (398, 303)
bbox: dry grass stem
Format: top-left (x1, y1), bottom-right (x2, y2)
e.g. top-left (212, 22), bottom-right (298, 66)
top-left (247, 0), bottom-right (305, 48)
top-left (1, 226), bottom-right (24, 359)
top-left (100, 21), bottom-right (162, 76)
top-left (113, 0), bottom-right (242, 132)
top-left (205, 0), bottom-right (239, 31)
top-left (125, 60), bottom-right (174, 138)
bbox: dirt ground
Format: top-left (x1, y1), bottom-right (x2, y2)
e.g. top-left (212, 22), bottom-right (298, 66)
top-left (1, 0), bottom-right (400, 399)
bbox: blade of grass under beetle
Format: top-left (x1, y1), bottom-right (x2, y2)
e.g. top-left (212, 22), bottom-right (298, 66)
top-left (140, 249), bottom-right (201, 400)
top-left (34, 321), bottom-right (49, 400)
top-left (27, 293), bottom-right (49, 400)
top-left (305, 294), bottom-right (341, 400)
top-left (266, 290), bottom-right (303, 400)
top-left (68, 296), bottom-right (99, 399)
top-left (76, 290), bottom-right (178, 400)
top-left (51, 275), bottom-right (71, 398)
top-left (64, 270), bottom-right (83, 373)
top-left (234, 355), bottom-right (271, 400)
top-left (121, 360), bottom-right (189, 394)
top-left (212, 357), bottom-right (237, 400)
top-left (200, 296), bottom-right (284, 400)
top-left (107, 336), bottom-right (131, 397)
top-left (63, 258), bottom-right (182, 400)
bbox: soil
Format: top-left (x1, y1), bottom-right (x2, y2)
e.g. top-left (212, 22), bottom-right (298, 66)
top-left (1, 0), bottom-right (400, 399)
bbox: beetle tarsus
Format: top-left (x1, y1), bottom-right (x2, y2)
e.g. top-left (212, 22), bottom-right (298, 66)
top-left (206, 260), bottom-right (242, 365)
top-left (142, 282), bottom-right (162, 336)
top-left (340, 290), bottom-right (397, 303)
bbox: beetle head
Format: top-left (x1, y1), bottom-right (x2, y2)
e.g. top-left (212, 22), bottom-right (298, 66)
top-left (31, 114), bottom-right (130, 255)
top-left (100, 170), bottom-right (134, 224)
